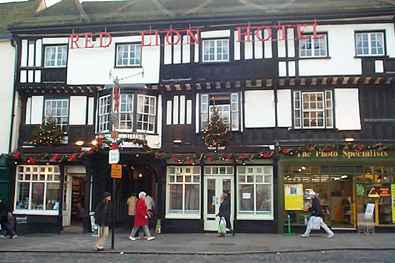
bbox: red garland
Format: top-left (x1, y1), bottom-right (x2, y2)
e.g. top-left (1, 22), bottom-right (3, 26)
top-left (68, 153), bottom-right (79, 162)
top-left (13, 151), bottom-right (22, 160)
top-left (259, 151), bottom-right (274, 159)
top-left (26, 157), bottom-right (37, 165)
top-left (50, 154), bottom-right (61, 162)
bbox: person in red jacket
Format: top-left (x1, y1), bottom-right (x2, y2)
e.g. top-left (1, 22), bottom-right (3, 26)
top-left (129, 192), bottom-right (155, 241)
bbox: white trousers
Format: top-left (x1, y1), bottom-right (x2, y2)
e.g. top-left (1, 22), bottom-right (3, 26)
top-left (303, 217), bottom-right (334, 236)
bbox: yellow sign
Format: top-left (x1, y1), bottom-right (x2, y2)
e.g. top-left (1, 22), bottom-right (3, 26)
top-left (391, 184), bottom-right (395, 224)
top-left (284, 184), bottom-right (304, 210)
top-left (111, 164), bottom-right (122, 179)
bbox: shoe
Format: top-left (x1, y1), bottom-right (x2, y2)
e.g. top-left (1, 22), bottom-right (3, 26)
top-left (129, 236), bottom-right (137, 241)
top-left (96, 247), bottom-right (104, 251)
top-left (328, 233), bottom-right (334, 239)
top-left (300, 234), bottom-right (309, 238)
top-left (0, 235), bottom-right (6, 239)
top-left (146, 236), bottom-right (156, 241)
top-left (217, 234), bottom-right (225, 238)
top-left (11, 235), bottom-right (18, 239)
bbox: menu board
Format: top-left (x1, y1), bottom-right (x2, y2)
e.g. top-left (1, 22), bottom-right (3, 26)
top-left (284, 184), bottom-right (304, 210)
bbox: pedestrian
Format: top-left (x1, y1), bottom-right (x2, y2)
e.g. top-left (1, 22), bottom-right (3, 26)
top-left (126, 193), bottom-right (137, 232)
top-left (0, 199), bottom-right (17, 239)
top-left (94, 192), bottom-right (112, 251)
top-left (217, 193), bottom-right (233, 237)
top-left (145, 193), bottom-right (155, 231)
top-left (129, 192), bottom-right (155, 241)
top-left (301, 192), bottom-right (334, 238)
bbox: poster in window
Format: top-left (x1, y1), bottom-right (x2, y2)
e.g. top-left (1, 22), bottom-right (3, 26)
top-left (284, 184), bottom-right (304, 210)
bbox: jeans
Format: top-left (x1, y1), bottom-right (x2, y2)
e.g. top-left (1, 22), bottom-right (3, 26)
top-left (96, 226), bottom-right (109, 249)
top-left (303, 217), bottom-right (334, 236)
top-left (130, 224), bottom-right (151, 238)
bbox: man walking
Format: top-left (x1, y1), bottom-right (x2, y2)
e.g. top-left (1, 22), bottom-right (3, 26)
top-left (94, 192), bottom-right (112, 251)
top-left (301, 192), bottom-right (334, 238)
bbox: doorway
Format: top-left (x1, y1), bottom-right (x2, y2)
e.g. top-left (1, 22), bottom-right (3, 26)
top-left (203, 166), bottom-right (234, 231)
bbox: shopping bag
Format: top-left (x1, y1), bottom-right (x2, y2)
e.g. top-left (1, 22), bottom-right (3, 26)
top-left (218, 217), bottom-right (226, 234)
top-left (308, 216), bottom-right (322, 230)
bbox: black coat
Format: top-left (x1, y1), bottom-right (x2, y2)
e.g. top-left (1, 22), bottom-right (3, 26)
top-left (0, 201), bottom-right (9, 224)
top-left (310, 197), bottom-right (322, 217)
top-left (94, 201), bottom-right (112, 227)
top-left (218, 197), bottom-right (230, 219)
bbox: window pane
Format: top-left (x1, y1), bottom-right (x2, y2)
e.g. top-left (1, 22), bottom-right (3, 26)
top-left (16, 182), bottom-right (30, 209)
top-left (239, 184), bottom-right (254, 211)
top-left (256, 184), bottom-right (272, 212)
top-left (46, 183), bottom-right (60, 210)
top-left (31, 182), bottom-right (45, 210)
top-left (169, 184), bottom-right (183, 211)
top-left (185, 184), bottom-right (199, 211)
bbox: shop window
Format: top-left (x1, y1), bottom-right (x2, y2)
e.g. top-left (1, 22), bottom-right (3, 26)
top-left (166, 166), bottom-right (201, 219)
top-left (119, 94), bottom-right (134, 130)
top-left (355, 31), bottom-right (385, 57)
top-left (200, 93), bottom-right (239, 131)
top-left (14, 165), bottom-right (60, 215)
top-left (44, 45), bottom-right (67, 68)
top-left (293, 90), bottom-right (333, 129)
top-left (137, 95), bottom-right (156, 133)
top-left (44, 98), bottom-right (69, 128)
top-left (202, 39), bottom-right (229, 63)
top-left (299, 33), bottom-right (328, 58)
top-left (115, 43), bottom-right (141, 67)
top-left (97, 95), bottom-right (111, 132)
top-left (237, 166), bottom-right (273, 220)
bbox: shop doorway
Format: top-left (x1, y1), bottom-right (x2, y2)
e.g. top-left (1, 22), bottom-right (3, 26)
top-left (62, 167), bottom-right (87, 231)
top-left (203, 166), bottom-right (234, 231)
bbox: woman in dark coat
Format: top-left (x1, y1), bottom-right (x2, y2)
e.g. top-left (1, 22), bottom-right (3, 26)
top-left (94, 192), bottom-right (112, 251)
top-left (217, 192), bottom-right (233, 236)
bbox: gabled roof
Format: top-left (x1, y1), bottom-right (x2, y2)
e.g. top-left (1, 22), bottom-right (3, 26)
top-left (10, 0), bottom-right (395, 31)
top-left (0, 0), bottom-right (41, 38)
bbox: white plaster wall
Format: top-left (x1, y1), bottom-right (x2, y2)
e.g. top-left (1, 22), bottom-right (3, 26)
top-left (67, 35), bottom-right (160, 85)
top-left (0, 41), bottom-right (15, 154)
top-left (299, 23), bottom-right (395, 76)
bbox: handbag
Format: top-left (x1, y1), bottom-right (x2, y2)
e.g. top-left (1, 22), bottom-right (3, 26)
top-left (308, 216), bottom-right (322, 230)
top-left (218, 217), bottom-right (226, 234)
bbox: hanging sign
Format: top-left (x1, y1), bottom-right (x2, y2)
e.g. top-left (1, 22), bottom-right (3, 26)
top-left (111, 164), bottom-right (122, 179)
top-left (284, 184), bottom-right (304, 210)
top-left (378, 187), bottom-right (390, 197)
top-left (391, 184), bottom-right (395, 223)
top-left (368, 187), bottom-right (380, 198)
top-left (109, 149), bottom-right (120, 164)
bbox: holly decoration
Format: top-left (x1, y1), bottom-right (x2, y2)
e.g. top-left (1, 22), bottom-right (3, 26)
top-left (29, 120), bottom-right (63, 146)
top-left (202, 107), bottom-right (231, 150)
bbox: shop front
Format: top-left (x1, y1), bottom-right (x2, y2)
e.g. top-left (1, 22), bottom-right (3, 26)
top-left (278, 145), bottom-right (395, 232)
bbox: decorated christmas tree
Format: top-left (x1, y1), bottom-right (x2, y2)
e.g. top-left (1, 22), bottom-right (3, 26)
top-left (202, 107), bottom-right (231, 150)
top-left (29, 120), bottom-right (64, 146)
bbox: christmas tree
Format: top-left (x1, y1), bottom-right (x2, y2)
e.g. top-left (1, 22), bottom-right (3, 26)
top-left (29, 120), bottom-right (64, 145)
top-left (202, 107), bottom-right (231, 150)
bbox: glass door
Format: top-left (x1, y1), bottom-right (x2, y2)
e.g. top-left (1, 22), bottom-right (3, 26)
top-left (62, 175), bottom-right (72, 226)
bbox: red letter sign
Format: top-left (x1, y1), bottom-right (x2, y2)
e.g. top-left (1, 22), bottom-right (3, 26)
top-left (69, 33), bottom-right (80, 49)
top-left (99, 32), bottom-right (112, 48)
top-left (84, 32), bottom-right (94, 48)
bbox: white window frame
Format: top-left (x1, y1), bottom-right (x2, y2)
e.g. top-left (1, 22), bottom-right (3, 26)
top-left (293, 90), bottom-right (334, 129)
top-left (355, 31), bottom-right (385, 57)
top-left (200, 93), bottom-right (240, 131)
top-left (116, 43), bottom-right (142, 67)
top-left (202, 39), bottom-right (230, 62)
top-left (98, 95), bottom-right (111, 133)
top-left (299, 33), bottom-right (328, 58)
top-left (14, 165), bottom-right (60, 216)
top-left (136, 94), bottom-right (156, 133)
top-left (44, 98), bottom-right (69, 129)
top-left (118, 94), bottom-right (134, 131)
top-left (166, 166), bottom-right (201, 219)
top-left (237, 166), bottom-right (274, 220)
top-left (44, 45), bottom-right (67, 68)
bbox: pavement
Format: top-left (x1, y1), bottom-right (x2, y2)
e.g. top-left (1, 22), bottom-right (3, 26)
top-left (0, 232), bottom-right (394, 255)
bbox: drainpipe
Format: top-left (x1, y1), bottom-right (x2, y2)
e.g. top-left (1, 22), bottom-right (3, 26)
top-left (8, 36), bottom-right (18, 154)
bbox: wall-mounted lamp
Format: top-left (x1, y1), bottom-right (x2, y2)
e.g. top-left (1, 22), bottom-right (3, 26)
top-left (173, 139), bottom-right (182, 144)
top-left (91, 140), bottom-right (98, 146)
top-left (75, 140), bottom-right (84, 146)
top-left (344, 137), bottom-right (355, 142)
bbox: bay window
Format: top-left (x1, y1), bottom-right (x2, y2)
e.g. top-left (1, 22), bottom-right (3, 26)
top-left (293, 90), bottom-right (333, 129)
top-left (119, 94), bottom-right (134, 130)
top-left (237, 166), bottom-right (273, 220)
top-left (44, 98), bottom-right (69, 128)
top-left (166, 166), bottom-right (200, 218)
top-left (137, 95), bottom-right (156, 133)
top-left (98, 95), bottom-right (111, 132)
top-left (355, 31), bottom-right (385, 57)
top-left (14, 165), bottom-right (60, 215)
top-left (200, 93), bottom-right (240, 131)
